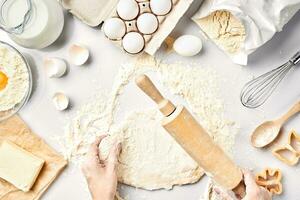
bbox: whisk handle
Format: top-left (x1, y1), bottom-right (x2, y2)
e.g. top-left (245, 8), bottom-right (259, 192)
top-left (290, 51), bottom-right (300, 65)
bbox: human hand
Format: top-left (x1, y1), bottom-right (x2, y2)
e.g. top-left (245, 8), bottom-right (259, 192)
top-left (82, 135), bottom-right (121, 200)
top-left (214, 170), bottom-right (272, 200)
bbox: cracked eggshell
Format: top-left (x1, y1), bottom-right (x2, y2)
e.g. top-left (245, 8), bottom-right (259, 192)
top-left (117, 0), bottom-right (139, 21)
top-left (150, 0), bottom-right (172, 16)
top-left (53, 92), bottom-right (69, 111)
top-left (122, 32), bottom-right (145, 54)
top-left (137, 13), bottom-right (158, 34)
top-left (103, 18), bottom-right (126, 40)
top-left (173, 35), bottom-right (202, 57)
top-left (44, 58), bottom-right (67, 78)
top-left (69, 44), bottom-right (90, 66)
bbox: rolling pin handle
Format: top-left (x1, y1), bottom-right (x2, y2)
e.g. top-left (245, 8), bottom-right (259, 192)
top-left (232, 180), bottom-right (246, 198)
top-left (135, 74), bottom-right (176, 116)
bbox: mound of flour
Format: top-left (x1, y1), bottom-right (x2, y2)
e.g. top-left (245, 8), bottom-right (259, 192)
top-left (194, 10), bottom-right (245, 55)
top-left (0, 45), bottom-right (29, 112)
top-left (60, 55), bottom-right (238, 191)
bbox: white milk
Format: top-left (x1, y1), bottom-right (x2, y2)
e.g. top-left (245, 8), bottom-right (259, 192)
top-left (2, 0), bottom-right (64, 49)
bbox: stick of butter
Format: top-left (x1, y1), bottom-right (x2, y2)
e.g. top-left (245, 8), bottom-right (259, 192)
top-left (0, 140), bottom-right (45, 192)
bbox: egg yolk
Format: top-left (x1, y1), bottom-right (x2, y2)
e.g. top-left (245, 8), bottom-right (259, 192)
top-left (0, 71), bottom-right (8, 91)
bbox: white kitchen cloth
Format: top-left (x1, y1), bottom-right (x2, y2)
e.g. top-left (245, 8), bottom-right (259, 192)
top-left (192, 0), bottom-right (300, 65)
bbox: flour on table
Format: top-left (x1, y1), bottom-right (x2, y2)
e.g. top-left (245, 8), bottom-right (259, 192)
top-left (159, 62), bottom-right (237, 153)
top-left (60, 55), bottom-right (238, 191)
top-left (60, 55), bottom-right (157, 162)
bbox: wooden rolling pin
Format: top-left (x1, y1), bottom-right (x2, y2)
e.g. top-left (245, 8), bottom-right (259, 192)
top-left (136, 74), bottom-right (245, 196)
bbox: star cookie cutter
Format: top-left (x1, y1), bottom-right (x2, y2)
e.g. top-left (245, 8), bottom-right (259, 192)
top-left (272, 130), bottom-right (300, 166)
top-left (255, 168), bottom-right (283, 195)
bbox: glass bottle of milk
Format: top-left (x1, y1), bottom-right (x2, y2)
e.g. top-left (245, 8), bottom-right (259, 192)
top-left (0, 0), bottom-right (64, 49)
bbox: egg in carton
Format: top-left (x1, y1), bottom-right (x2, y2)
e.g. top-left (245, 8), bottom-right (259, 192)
top-left (60, 0), bottom-right (194, 55)
top-left (102, 0), bottom-right (194, 55)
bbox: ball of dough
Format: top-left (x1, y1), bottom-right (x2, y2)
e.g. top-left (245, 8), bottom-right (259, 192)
top-left (122, 32), bottom-right (145, 54)
top-left (137, 13), bottom-right (158, 34)
top-left (150, 0), bottom-right (172, 16)
top-left (103, 18), bottom-right (126, 40)
top-left (117, 0), bottom-right (140, 20)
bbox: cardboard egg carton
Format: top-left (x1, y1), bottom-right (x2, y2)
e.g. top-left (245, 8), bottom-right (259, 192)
top-left (255, 168), bottom-right (283, 195)
top-left (272, 130), bottom-right (300, 166)
top-left (60, 0), bottom-right (195, 55)
top-left (104, 0), bottom-right (183, 55)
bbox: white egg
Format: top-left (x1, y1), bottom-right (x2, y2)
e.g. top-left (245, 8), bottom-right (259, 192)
top-left (137, 13), bottom-right (158, 34)
top-left (69, 44), bottom-right (89, 66)
top-left (44, 58), bottom-right (67, 78)
top-left (150, 0), bottom-right (172, 16)
top-left (122, 32), bottom-right (145, 54)
top-left (103, 18), bottom-right (126, 40)
top-left (117, 0), bottom-right (139, 20)
top-left (52, 92), bottom-right (69, 111)
top-left (173, 35), bottom-right (202, 57)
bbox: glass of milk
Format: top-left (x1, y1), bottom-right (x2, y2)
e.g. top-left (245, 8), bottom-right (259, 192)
top-left (0, 0), bottom-right (64, 49)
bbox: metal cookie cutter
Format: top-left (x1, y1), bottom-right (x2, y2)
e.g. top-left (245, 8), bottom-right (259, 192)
top-left (255, 168), bottom-right (283, 195)
top-left (272, 130), bottom-right (300, 166)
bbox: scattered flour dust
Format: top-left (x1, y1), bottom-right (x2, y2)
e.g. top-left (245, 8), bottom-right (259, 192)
top-left (59, 55), bottom-right (238, 197)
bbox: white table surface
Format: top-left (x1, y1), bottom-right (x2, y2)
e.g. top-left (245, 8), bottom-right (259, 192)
top-left (1, 1), bottom-right (300, 199)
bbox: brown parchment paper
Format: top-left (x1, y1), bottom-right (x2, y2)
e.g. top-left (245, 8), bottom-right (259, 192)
top-left (0, 115), bottom-right (67, 200)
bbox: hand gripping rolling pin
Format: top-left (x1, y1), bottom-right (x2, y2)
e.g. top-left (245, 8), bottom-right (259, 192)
top-left (135, 74), bottom-right (245, 197)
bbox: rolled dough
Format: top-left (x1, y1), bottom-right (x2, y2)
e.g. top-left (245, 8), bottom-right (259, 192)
top-left (100, 110), bottom-right (204, 190)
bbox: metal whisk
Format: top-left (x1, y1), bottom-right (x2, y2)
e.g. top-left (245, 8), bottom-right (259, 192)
top-left (241, 51), bottom-right (300, 108)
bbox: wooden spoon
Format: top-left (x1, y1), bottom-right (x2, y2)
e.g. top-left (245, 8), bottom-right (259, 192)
top-left (251, 101), bottom-right (300, 148)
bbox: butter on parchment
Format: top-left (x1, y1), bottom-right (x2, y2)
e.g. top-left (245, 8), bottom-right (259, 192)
top-left (0, 140), bottom-right (45, 192)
